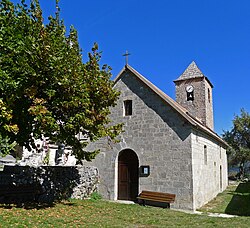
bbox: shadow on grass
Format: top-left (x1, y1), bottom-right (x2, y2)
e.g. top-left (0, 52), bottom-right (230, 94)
top-left (0, 200), bottom-right (76, 210)
top-left (0, 202), bottom-right (55, 210)
top-left (225, 182), bottom-right (250, 216)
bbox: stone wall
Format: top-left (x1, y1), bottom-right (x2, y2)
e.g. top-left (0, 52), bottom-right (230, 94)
top-left (0, 165), bottom-right (99, 203)
top-left (175, 77), bottom-right (214, 130)
top-left (85, 70), bottom-right (194, 210)
top-left (191, 129), bottom-right (228, 209)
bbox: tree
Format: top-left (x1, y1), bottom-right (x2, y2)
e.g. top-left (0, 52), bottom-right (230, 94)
top-left (0, 0), bottom-right (123, 161)
top-left (222, 109), bottom-right (250, 178)
top-left (0, 99), bottom-right (18, 156)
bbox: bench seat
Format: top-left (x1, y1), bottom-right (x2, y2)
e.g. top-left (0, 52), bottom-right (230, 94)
top-left (137, 190), bottom-right (175, 208)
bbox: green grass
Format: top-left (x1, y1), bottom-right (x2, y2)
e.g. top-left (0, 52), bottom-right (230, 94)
top-left (200, 182), bottom-right (250, 216)
top-left (1, 183), bottom-right (250, 227)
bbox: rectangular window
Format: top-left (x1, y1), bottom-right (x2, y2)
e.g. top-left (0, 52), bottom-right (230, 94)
top-left (204, 145), bottom-right (207, 165)
top-left (214, 162), bottom-right (216, 178)
top-left (124, 100), bottom-right (132, 116)
top-left (208, 88), bottom-right (211, 103)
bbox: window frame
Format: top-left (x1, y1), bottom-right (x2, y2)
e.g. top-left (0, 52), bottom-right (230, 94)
top-left (123, 100), bottom-right (132, 116)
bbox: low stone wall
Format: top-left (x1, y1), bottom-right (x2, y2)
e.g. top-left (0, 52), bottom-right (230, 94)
top-left (0, 165), bottom-right (99, 203)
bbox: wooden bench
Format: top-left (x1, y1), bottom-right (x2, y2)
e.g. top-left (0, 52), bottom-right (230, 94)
top-left (0, 184), bottom-right (44, 205)
top-left (137, 190), bottom-right (176, 208)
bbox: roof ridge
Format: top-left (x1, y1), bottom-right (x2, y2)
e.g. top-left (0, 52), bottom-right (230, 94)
top-left (113, 64), bottom-right (226, 147)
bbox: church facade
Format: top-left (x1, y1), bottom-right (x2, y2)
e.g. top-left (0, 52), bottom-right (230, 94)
top-left (85, 62), bottom-right (228, 210)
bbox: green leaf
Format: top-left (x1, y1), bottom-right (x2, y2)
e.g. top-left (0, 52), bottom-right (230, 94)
top-left (0, 0), bottom-right (122, 161)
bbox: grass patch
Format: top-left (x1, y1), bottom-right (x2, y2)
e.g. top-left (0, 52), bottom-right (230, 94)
top-left (89, 191), bottom-right (102, 201)
top-left (0, 199), bottom-right (250, 227)
top-left (200, 182), bottom-right (250, 216)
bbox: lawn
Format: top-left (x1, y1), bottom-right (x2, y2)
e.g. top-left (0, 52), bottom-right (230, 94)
top-left (1, 183), bottom-right (250, 227)
top-left (200, 181), bottom-right (250, 216)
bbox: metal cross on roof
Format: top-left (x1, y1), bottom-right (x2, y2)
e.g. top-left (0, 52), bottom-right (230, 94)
top-left (122, 50), bottom-right (131, 65)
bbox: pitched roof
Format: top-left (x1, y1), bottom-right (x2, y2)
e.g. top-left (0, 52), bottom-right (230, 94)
top-left (114, 64), bottom-right (227, 147)
top-left (174, 61), bottom-right (213, 88)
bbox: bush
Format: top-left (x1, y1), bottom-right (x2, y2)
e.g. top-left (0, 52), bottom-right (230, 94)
top-left (0, 135), bottom-right (16, 157)
top-left (90, 192), bottom-right (102, 201)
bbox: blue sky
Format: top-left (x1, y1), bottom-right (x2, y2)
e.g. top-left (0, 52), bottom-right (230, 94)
top-left (12, 0), bottom-right (250, 135)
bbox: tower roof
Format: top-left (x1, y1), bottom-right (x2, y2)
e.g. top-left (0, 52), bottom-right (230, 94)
top-left (113, 64), bottom-right (226, 147)
top-left (174, 61), bottom-right (213, 87)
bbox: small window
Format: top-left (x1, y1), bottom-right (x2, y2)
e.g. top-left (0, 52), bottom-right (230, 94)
top-left (124, 100), bottom-right (132, 116)
top-left (220, 165), bottom-right (222, 190)
top-left (208, 88), bottom-right (211, 103)
top-left (204, 145), bottom-right (207, 165)
top-left (214, 162), bottom-right (216, 178)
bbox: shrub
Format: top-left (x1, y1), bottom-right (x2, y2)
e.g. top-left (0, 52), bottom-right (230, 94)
top-left (90, 192), bottom-right (102, 201)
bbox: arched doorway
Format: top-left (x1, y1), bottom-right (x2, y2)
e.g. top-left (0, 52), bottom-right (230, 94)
top-left (118, 149), bottom-right (139, 201)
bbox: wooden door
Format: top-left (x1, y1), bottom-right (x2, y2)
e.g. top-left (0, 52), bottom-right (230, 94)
top-left (118, 150), bottom-right (139, 201)
top-left (118, 161), bottom-right (129, 200)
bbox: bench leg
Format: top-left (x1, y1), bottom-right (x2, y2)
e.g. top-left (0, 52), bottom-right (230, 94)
top-left (138, 199), bottom-right (145, 206)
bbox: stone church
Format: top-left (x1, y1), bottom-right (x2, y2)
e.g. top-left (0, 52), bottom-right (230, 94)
top-left (85, 61), bottom-right (228, 210)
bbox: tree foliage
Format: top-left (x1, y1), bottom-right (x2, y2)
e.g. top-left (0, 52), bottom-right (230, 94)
top-left (0, 97), bottom-right (18, 156)
top-left (0, 0), bottom-right (123, 161)
top-left (223, 109), bottom-right (250, 177)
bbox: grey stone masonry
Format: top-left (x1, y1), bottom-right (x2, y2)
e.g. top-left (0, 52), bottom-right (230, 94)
top-left (174, 62), bottom-right (214, 130)
top-left (0, 165), bottom-right (99, 203)
top-left (86, 67), bottom-right (195, 210)
top-left (84, 64), bottom-right (227, 210)
top-left (175, 61), bottom-right (204, 81)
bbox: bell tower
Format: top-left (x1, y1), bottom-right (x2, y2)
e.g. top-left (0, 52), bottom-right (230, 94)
top-left (174, 61), bottom-right (214, 130)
